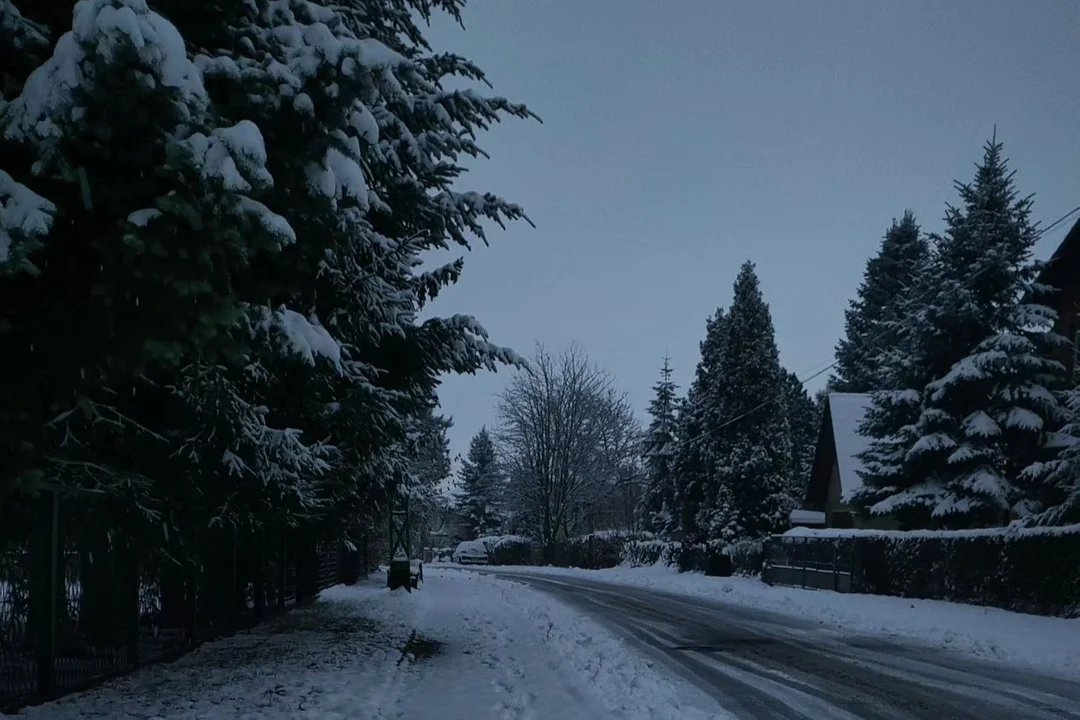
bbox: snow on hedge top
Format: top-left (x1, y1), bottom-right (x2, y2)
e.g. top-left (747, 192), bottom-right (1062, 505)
top-left (828, 393), bottom-right (874, 502)
top-left (0, 169), bottom-right (56, 273)
top-left (4, 0), bottom-right (206, 142)
top-left (476, 535), bottom-right (531, 550)
top-left (782, 521), bottom-right (1080, 541)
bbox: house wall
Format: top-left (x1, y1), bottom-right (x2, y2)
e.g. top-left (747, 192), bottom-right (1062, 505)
top-left (824, 460), bottom-right (898, 530)
top-left (1049, 273), bottom-right (1080, 384)
top-left (1042, 222), bottom-right (1080, 384)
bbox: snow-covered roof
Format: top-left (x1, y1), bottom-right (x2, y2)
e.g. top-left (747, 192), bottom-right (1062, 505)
top-left (789, 509), bottom-right (826, 526)
top-left (828, 393), bottom-right (874, 503)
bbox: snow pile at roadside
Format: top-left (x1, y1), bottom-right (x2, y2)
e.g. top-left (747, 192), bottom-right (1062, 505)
top-left (465, 572), bottom-right (723, 720)
top-left (489, 563), bottom-right (1080, 678)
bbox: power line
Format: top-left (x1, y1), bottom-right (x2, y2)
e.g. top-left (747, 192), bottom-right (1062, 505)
top-left (677, 204), bottom-right (1080, 450)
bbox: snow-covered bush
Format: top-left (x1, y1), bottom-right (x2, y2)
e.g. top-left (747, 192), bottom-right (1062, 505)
top-left (477, 535), bottom-right (533, 565)
top-left (626, 539), bottom-right (681, 567)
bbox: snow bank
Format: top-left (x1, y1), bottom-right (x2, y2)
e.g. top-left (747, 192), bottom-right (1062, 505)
top-left (462, 571), bottom-right (724, 720)
top-left (491, 564), bottom-right (1080, 678)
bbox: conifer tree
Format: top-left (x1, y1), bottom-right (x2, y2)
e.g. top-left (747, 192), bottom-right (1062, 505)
top-left (0, 0), bottom-right (536, 543)
top-left (674, 309), bottom-right (727, 541)
top-left (457, 427), bottom-right (501, 539)
top-left (637, 357), bottom-right (679, 535)
top-left (855, 137), bottom-right (1065, 528)
top-left (780, 368), bottom-right (819, 502)
top-left (832, 212), bottom-right (928, 392)
top-left (708, 262), bottom-right (793, 539)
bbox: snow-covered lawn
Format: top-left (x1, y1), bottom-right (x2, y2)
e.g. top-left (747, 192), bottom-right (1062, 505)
top-left (469, 562), bottom-right (1080, 679)
top-left (15, 567), bottom-right (721, 720)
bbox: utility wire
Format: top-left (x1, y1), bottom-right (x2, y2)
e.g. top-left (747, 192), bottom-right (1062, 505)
top-left (677, 204), bottom-right (1080, 450)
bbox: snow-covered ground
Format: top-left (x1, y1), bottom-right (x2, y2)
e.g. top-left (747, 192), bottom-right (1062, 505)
top-left (15, 568), bottom-right (722, 720)
top-left (465, 562), bottom-right (1080, 679)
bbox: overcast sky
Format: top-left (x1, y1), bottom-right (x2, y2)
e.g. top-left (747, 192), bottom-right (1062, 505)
top-left (419, 0), bottom-right (1080, 471)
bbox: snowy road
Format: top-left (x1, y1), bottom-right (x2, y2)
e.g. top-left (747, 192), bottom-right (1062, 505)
top-left (487, 570), bottom-right (1080, 720)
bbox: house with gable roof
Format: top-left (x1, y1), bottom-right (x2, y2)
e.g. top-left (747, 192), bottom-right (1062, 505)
top-left (790, 392), bottom-right (898, 530)
top-left (1033, 217), bottom-right (1080, 385)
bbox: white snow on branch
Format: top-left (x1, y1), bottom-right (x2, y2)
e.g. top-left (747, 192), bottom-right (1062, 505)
top-left (178, 120), bottom-right (273, 192)
top-left (1003, 406), bottom-right (1043, 432)
top-left (306, 145), bottom-right (369, 209)
top-left (233, 196), bottom-right (296, 244)
top-left (962, 410), bottom-right (1001, 439)
top-left (5, 0), bottom-right (206, 143)
top-left (253, 305), bottom-right (342, 370)
top-left (0, 169), bottom-right (56, 271)
top-left (126, 207), bottom-right (162, 227)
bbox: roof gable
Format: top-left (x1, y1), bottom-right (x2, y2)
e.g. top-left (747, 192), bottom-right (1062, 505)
top-left (827, 392), bottom-right (874, 502)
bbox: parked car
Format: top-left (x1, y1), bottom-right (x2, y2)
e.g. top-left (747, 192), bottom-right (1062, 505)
top-left (452, 540), bottom-right (489, 565)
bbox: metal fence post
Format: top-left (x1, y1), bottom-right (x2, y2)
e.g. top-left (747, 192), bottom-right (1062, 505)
top-left (126, 523), bottom-right (140, 666)
top-left (224, 527), bottom-right (238, 634)
top-left (34, 490), bottom-right (59, 698)
top-left (832, 541), bottom-right (839, 592)
top-left (254, 528), bottom-right (266, 619)
top-left (277, 531), bottom-right (287, 610)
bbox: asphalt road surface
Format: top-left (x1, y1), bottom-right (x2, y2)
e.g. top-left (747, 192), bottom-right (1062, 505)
top-left (485, 570), bottom-right (1080, 720)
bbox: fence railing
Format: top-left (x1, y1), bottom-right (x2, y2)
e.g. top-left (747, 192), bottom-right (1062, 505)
top-left (762, 535), bottom-right (856, 592)
top-left (0, 489), bottom-right (360, 713)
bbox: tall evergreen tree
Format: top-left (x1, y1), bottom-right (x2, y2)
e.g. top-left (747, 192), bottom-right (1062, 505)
top-left (706, 261), bottom-right (793, 540)
top-left (637, 357), bottom-right (680, 535)
top-left (457, 427), bottom-right (501, 538)
top-left (780, 368), bottom-right (819, 503)
top-left (674, 308), bottom-right (727, 541)
top-left (855, 137), bottom-right (1065, 528)
top-left (0, 0), bottom-right (535, 548)
top-left (832, 211), bottom-right (929, 392)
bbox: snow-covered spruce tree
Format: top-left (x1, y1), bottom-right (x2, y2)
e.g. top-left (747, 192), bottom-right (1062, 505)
top-left (856, 137), bottom-right (1065, 528)
top-left (674, 308), bottom-right (727, 541)
top-left (0, 0), bottom-right (299, 503)
top-left (831, 211), bottom-right (929, 393)
top-left (152, 0), bottom-right (535, 541)
top-left (456, 427), bottom-right (501, 539)
top-left (636, 357), bottom-right (680, 536)
top-left (708, 261), bottom-right (793, 540)
top-left (780, 367), bottom-right (818, 503)
top-left (406, 409), bottom-right (453, 548)
top-left (1025, 389), bottom-right (1080, 525)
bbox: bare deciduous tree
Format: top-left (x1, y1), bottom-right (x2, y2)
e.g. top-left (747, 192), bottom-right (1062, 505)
top-left (496, 344), bottom-right (641, 555)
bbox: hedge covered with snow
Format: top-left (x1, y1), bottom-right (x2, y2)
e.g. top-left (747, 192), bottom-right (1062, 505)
top-left (469, 529), bottom-right (766, 576)
top-left (775, 524), bottom-right (1080, 616)
top-left (554, 534), bottom-right (764, 576)
top-left (477, 535), bottom-right (534, 565)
